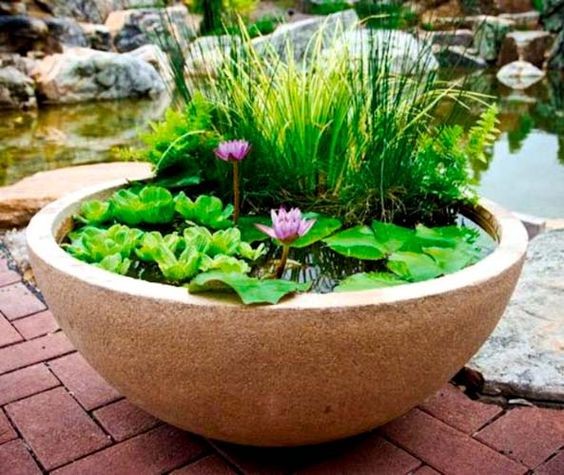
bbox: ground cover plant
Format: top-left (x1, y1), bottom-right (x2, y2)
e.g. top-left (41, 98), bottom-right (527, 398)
top-left (62, 18), bottom-right (500, 304)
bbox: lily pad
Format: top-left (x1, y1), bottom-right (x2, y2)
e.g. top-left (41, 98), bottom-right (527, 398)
top-left (334, 272), bottom-right (406, 292)
top-left (387, 251), bottom-right (443, 282)
top-left (323, 226), bottom-right (386, 260)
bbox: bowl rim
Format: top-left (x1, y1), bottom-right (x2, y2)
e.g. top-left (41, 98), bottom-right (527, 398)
top-left (26, 179), bottom-right (528, 310)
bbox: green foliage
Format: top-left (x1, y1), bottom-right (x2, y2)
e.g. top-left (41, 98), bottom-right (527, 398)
top-left (199, 254), bottom-right (250, 273)
top-left (139, 93), bottom-right (219, 187)
top-left (64, 225), bottom-right (143, 263)
top-left (292, 215), bottom-right (343, 248)
top-left (153, 245), bottom-right (202, 282)
top-left (95, 254), bottom-right (132, 276)
top-left (334, 271), bottom-right (404, 292)
top-left (189, 271), bottom-right (311, 304)
top-left (355, 0), bottom-right (418, 29)
top-left (465, 105), bottom-right (500, 164)
top-left (324, 226), bottom-right (386, 260)
top-left (77, 200), bottom-right (112, 225)
top-left (311, 1), bottom-right (351, 16)
top-left (110, 186), bottom-right (175, 226)
top-left (387, 252), bottom-right (442, 281)
top-left (135, 231), bottom-right (184, 262)
top-left (175, 193), bottom-right (234, 229)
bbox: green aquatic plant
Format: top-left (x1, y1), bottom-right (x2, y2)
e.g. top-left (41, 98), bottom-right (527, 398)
top-left (175, 193), bottom-right (234, 229)
top-left (110, 186), bottom-right (175, 225)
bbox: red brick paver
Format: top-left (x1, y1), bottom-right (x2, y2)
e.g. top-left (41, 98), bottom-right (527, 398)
top-left (5, 387), bottom-right (111, 470)
top-left (475, 406), bottom-right (564, 468)
top-left (49, 353), bottom-right (120, 411)
top-left (0, 256), bottom-right (562, 474)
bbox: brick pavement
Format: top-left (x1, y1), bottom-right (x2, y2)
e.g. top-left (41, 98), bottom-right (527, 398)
top-left (0, 254), bottom-right (562, 475)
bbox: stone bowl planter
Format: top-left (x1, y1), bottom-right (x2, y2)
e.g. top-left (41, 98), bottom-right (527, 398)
top-left (27, 180), bottom-right (528, 447)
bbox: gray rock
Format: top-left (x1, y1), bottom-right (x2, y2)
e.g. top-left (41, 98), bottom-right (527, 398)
top-left (426, 29), bottom-right (474, 48)
top-left (34, 0), bottom-right (119, 24)
top-left (496, 60), bottom-right (545, 89)
top-left (499, 10), bottom-right (540, 29)
top-left (0, 54), bottom-right (39, 76)
top-left (0, 1), bottom-right (26, 15)
top-left (473, 15), bottom-right (514, 61)
top-left (126, 44), bottom-right (171, 83)
top-left (106, 5), bottom-right (197, 53)
top-left (469, 229), bottom-right (564, 402)
top-left (32, 47), bottom-right (165, 103)
top-left (498, 30), bottom-right (554, 68)
top-left (0, 15), bottom-right (59, 55)
top-left (45, 17), bottom-right (89, 48)
top-left (434, 45), bottom-right (488, 68)
top-left (330, 29), bottom-right (439, 74)
top-left (80, 23), bottom-right (112, 51)
top-left (0, 66), bottom-right (37, 109)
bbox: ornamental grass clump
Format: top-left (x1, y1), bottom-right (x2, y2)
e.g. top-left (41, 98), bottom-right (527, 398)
top-left (60, 17), bottom-right (500, 304)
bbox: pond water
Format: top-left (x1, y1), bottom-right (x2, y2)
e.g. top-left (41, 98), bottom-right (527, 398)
top-left (0, 71), bottom-right (562, 218)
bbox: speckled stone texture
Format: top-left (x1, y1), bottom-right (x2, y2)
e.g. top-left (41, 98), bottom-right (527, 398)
top-left (26, 182), bottom-right (528, 447)
top-left (469, 229), bottom-right (564, 402)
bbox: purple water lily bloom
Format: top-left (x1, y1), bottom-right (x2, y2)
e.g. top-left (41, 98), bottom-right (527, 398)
top-left (214, 140), bottom-right (251, 162)
top-left (256, 207), bottom-right (316, 245)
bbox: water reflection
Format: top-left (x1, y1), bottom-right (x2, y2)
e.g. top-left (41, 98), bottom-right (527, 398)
top-left (0, 95), bottom-right (170, 186)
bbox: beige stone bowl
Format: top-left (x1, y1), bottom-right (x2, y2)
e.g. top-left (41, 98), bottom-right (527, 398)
top-left (27, 180), bottom-right (528, 447)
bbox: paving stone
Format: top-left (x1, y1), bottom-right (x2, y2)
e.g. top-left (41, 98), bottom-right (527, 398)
top-left (0, 439), bottom-right (42, 475)
top-left (0, 283), bottom-right (46, 321)
top-left (419, 384), bottom-right (503, 434)
top-left (381, 409), bottom-right (527, 475)
top-left (0, 332), bottom-right (74, 375)
top-left (51, 425), bottom-right (207, 475)
top-left (0, 314), bottom-right (22, 348)
top-left (12, 311), bottom-right (59, 340)
top-left (0, 409), bottom-right (17, 444)
top-left (172, 454), bottom-right (236, 474)
top-left (475, 407), bottom-right (564, 468)
top-left (469, 229), bottom-right (564, 401)
top-left (48, 352), bottom-right (120, 410)
top-left (5, 387), bottom-right (111, 470)
top-left (297, 435), bottom-right (421, 474)
top-left (93, 399), bottom-right (159, 442)
top-left (0, 270), bottom-right (21, 288)
top-left (413, 466), bottom-right (440, 474)
top-left (535, 450), bottom-right (564, 475)
top-left (0, 364), bottom-right (60, 406)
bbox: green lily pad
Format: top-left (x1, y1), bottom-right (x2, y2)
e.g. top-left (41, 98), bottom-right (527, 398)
top-left (323, 226), bottom-right (386, 260)
top-left (334, 272), bottom-right (406, 292)
top-left (387, 251), bottom-right (443, 282)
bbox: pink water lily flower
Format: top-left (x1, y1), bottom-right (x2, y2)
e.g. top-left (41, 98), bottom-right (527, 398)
top-left (214, 140), bottom-right (251, 161)
top-left (256, 207), bottom-right (316, 245)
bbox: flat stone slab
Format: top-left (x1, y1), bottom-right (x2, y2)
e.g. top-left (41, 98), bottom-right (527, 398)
top-left (0, 162), bottom-right (152, 228)
top-left (469, 229), bottom-right (564, 402)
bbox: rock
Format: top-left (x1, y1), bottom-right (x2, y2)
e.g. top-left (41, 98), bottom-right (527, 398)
top-left (426, 29), bottom-right (474, 47)
top-left (469, 229), bottom-right (564, 402)
top-left (498, 30), bottom-right (554, 67)
top-left (513, 212), bottom-right (546, 240)
top-left (422, 15), bottom-right (480, 30)
top-left (45, 17), bottom-right (89, 48)
top-left (106, 5), bottom-right (198, 53)
top-left (0, 1), bottom-right (26, 15)
top-left (474, 15), bottom-right (514, 61)
top-left (496, 60), bottom-right (545, 89)
top-left (252, 9), bottom-right (359, 63)
top-left (126, 44), bottom-right (171, 83)
top-left (0, 53), bottom-right (39, 76)
top-left (0, 66), bottom-right (37, 109)
top-left (495, 0), bottom-right (533, 13)
top-left (32, 47), bottom-right (166, 103)
top-left (33, 0), bottom-right (117, 24)
top-left (499, 10), bottom-right (540, 29)
top-left (420, 0), bottom-right (464, 24)
top-left (433, 45), bottom-right (488, 68)
top-left (0, 162), bottom-right (153, 228)
top-left (0, 15), bottom-right (60, 55)
top-left (80, 23), bottom-right (112, 51)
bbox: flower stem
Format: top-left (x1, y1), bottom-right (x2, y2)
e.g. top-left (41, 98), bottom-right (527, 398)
top-left (232, 160), bottom-right (240, 225)
top-left (276, 245), bottom-right (290, 278)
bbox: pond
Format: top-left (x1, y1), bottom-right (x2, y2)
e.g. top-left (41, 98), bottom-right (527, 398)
top-left (0, 71), bottom-right (562, 218)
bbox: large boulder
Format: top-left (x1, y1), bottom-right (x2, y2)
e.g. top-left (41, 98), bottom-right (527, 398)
top-left (0, 15), bottom-right (60, 55)
top-left (499, 11), bottom-right (540, 29)
top-left (45, 17), bottom-right (89, 48)
top-left (496, 60), bottom-right (545, 89)
top-left (425, 29), bottom-right (474, 47)
top-left (498, 30), bottom-right (554, 67)
top-left (0, 66), bottom-right (37, 109)
top-left (473, 15), bottom-right (514, 61)
top-left (105, 5), bottom-right (198, 53)
top-left (32, 47), bottom-right (166, 103)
